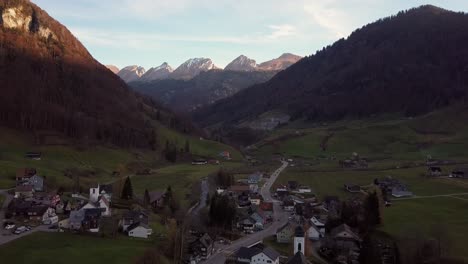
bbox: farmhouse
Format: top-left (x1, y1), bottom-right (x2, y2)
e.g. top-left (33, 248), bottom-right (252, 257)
top-left (189, 233), bottom-right (214, 261)
top-left (428, 166), bottom-right (442, 177)
top-left (276, 222), bottom-right (294, 243)
top-left (235, 244), bottom-right (280, 264)
top-left (127, 222), bottom-right (153, 238)
top-left (149, 191), bottom-right (166, 208)
top-left (120, 210), bottom-right (149, 231)
top-left (344, 184), bottom-right (361, 193)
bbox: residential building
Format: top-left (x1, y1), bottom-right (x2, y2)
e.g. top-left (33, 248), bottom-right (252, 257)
top-left (307, 225), bottom-right (322, 241)
top-left (331, 224), bottom-right (362, 250)
top-left (283, 200), bottom-right (295, 211)
top-left (276, 222), bottom-right (294, 243)
top-left (428, 166), bottom-right (442, 177)
top-left (42, 207), bottom-right (58, 225)
top-left (250, 212), bottom-right (265, 230)
top-left (248, 173), bottom-right (263, 184)
top-left (229, 185), bottom-right (251, 195)
top-left (297, 186), bottom-right (312, 194)
top-left (15, 185), bottom-right (34, 198)
top-left (235, 244), bottom-right (280, 264)
top-left (344, 184), bottom-right (361, 193)
top-left (120, 210), bottom-right (149, 231)
top-left (240, 218), bottom-right (255, 233)
top-left (149, 191), bottom-right (166, 208)
top-left (249, 193), bottom-right (263, 205)
top-left (82, 208), bottom-right (104, 232)
top-left (127, 222), bottom-right (153, 238)
top-left (189, 233), bottom-right (214, 260)
top-left (69, 210), bottom-right (85, 230)
top-left (288, 181), bottom-right (299, 190)
top-left (16, 168), bottom-right (37, 182)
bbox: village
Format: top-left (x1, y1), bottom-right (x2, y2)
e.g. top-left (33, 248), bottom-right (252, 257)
top-left (2, 151), bottom-right (468, 264)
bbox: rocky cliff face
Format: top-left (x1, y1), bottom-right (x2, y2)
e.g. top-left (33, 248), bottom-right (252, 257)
top-left (140, 62), bottom-right (173, 81)
top-left (118, 65), bottom-right (146, 82)
top-left (170, 58), bottom-right (219, 80)
top-left (225, 55), bottom-right (258, 72)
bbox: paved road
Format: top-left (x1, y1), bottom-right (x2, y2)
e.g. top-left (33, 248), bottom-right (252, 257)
top-left (203, 161), bottom-right (289, 264)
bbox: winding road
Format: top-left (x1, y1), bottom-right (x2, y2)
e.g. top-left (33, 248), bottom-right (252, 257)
top-left (203, 160), bottom-right (289, 264)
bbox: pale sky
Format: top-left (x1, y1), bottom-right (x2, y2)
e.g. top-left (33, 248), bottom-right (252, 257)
top-left (31, 0), bottom-right (468, 69)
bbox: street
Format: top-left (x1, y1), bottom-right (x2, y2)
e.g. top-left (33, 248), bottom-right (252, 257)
top-left (203, 160), bottom-right (289, 264)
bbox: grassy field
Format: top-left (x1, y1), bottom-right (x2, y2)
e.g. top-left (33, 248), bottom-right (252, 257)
top-left (0, 232), bottom-right (171, 264)
top-left (0, 126), bottom-right (242, 190)
top-left (131, 162), bottom-right (242, 209)
top-left (264, 107), bottom-right (468, 260)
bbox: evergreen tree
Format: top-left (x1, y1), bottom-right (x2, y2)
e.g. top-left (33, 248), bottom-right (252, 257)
top-left (121, 176), bottom-right (134, 200)
top-left (144, 189), bottom-right (150, 207)
top-left (184, 139), bottom-right (190, 153)
top-left (365, 191), bottom-right (381, 227)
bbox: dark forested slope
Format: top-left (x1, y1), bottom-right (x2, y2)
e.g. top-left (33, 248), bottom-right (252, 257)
top-left (194, 5), bottom-right (468, 127)
top-left (0, 0), bottom-right (168, 147)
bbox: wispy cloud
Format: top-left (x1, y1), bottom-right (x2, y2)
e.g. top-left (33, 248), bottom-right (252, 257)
top-left (303, 0), bottom-right (353, 38)
top-left (267, 24), bottom-right (298, 39)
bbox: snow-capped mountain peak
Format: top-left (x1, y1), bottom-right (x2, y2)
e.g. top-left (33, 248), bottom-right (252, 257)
top-left (225, 55), bottom-right (258, 72)
top-left (140, 62), bottom-right (174, 82)
top-left (117, 65), bottom-right (146, 82)
top-left (170, 58), bottom-right (219, 80)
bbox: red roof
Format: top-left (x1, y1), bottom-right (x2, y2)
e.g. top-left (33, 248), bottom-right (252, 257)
top-left (260, 202), bottom-right (273, 211)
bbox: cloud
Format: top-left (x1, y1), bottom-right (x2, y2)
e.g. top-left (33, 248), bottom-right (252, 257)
top-left (267, 24), bottom-right (298, 39)
top-left (303, 0), bottom-right (354, 38)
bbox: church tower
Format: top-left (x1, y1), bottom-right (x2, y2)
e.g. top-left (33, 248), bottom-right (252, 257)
top-left (294, 226), bottom-right (305, 255)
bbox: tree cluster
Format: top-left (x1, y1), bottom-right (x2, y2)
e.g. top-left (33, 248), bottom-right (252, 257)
top-left (209, 192), bottom-right (236, 229)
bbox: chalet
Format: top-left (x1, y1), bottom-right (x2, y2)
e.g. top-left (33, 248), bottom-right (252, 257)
top-left (149, 191), bottom-right (166, 208)
top-left (276, 222), bottom-right (294, 243)
top-left (26, 205), bottom-right (48, 221)
top-left (15, 185), bottom-right (34, 198)
top-left (451, 168), bottom-right (468, 179)
top-left (344, 184), bottom-right (361, 193)
top-left (297, 186), bottom-right (312, 194)
top-left (69, 210), bottom-right (85, 230)
top-left (283, 199), bottom-right (295, 211)
top-left (120, 210), bottom-right (149, 232)
top-left (428, 166), bottom-right (442, 177)
top-left (25, 152), bottom-right (42, 160)
top-left (82, 208), bottom-right (104, 232)
top-left (331, 224), bottom-right (362, 249)
top-left (235, 244), bottom-right (280, 264)
top-left (240, 218), bottom-right (255, 233)
top-left (219, 151), bottom-right (231, 160)
top-left (248, 173), bottom-right (262, 184)
top-left (192, 159), bottom-right (208, 165)
top-left (259, 201), bottom-right (273, 220)
top-left (127, 222), bottom-right (153, 238)
top-left (16, 168), bottom-right (37, 182)
top-left (249, 193), bottom-right (263, 205)
top-left (307, 225), bottom-right (322, 241)
top-left (42, 207), bottom-right (58, 225)
top-left (250, 212), bottom-right (265, 230)
top-left (26, 175), bottom-right (44, 192)
top-left (189, 233), bottom-right (214, 261)
top-left (310, 216), bottom-right (326, 228)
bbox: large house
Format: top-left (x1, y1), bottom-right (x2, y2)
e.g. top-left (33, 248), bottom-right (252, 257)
top-left (189, 233), bottom-right (214, 262)
top-left (127, 222), bottom-right (153, 238)
top-left (149, 191), bottom-right (166, 208)
top-left (235, 244), bottom-right (280, 264)
top-left (276, 222), bottom-right (294, 243)
top-left (120, 210), bottom-right (149, 232)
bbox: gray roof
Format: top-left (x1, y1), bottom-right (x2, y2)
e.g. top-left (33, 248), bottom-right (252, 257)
top-left (236, 247), bottom-right (262, 259)
top-left (262, 247), bottom-right (280, 260)
top-left (70, 210), bottom-right (85, 223)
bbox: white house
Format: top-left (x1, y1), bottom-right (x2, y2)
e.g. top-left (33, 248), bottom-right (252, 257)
top-left (127, 223), bottom-right (153, 239)
top-left (236, 245), bottom-right (280, 264)
top-left (297, 186), bottom-right (312, 194)
top-left (310, 216), bottom-right (326, 228)
top-left (307, 226), bottom-right (322, 241)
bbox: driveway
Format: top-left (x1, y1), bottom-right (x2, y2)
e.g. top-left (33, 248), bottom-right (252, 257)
top-left (203, 161), bottom-right (289, 264)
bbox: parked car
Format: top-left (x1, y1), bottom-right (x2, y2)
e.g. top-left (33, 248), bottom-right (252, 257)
top-left (5, 224), bottom-right (16, 230)
top-left (14, 226), bottom-right (27, 234)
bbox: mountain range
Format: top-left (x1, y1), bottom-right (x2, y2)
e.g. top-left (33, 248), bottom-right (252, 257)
top-left (194, 5), bottom-right (468, 130)
top-left (116, 53), bottom-right (302, 82)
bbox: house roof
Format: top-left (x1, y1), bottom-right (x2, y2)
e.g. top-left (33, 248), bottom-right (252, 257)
top-left (260, 202), bottom-right (273, 211)
top-left (70, 210), bottom-right (85, 223)
top-left (248, 173), bottom-right (262, 182)
top-left (98, 196), bottom-right (110, 207)
top-left (331, 224), bottom-right (361, 241)
top-left (127, 222), bottom-right (151, 231)
top-left (16, 168), bottom-right (37, 179)
top-left (250, 212), bottom-right (263, 223)
top-left (149, 191), bottom-right (165, 203)
top-left (262, 247), bottom-right (281, 260)
top-left (198, 233), bottom-right (213, 248)
top-left (123, 210), bottom-right (149, 221)
top-left (236, 247), bottom-right (262, 259)
top-left (287, 252), bottom-right (311, 264)
top-left (27, 205), bottom-right (48, 215)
